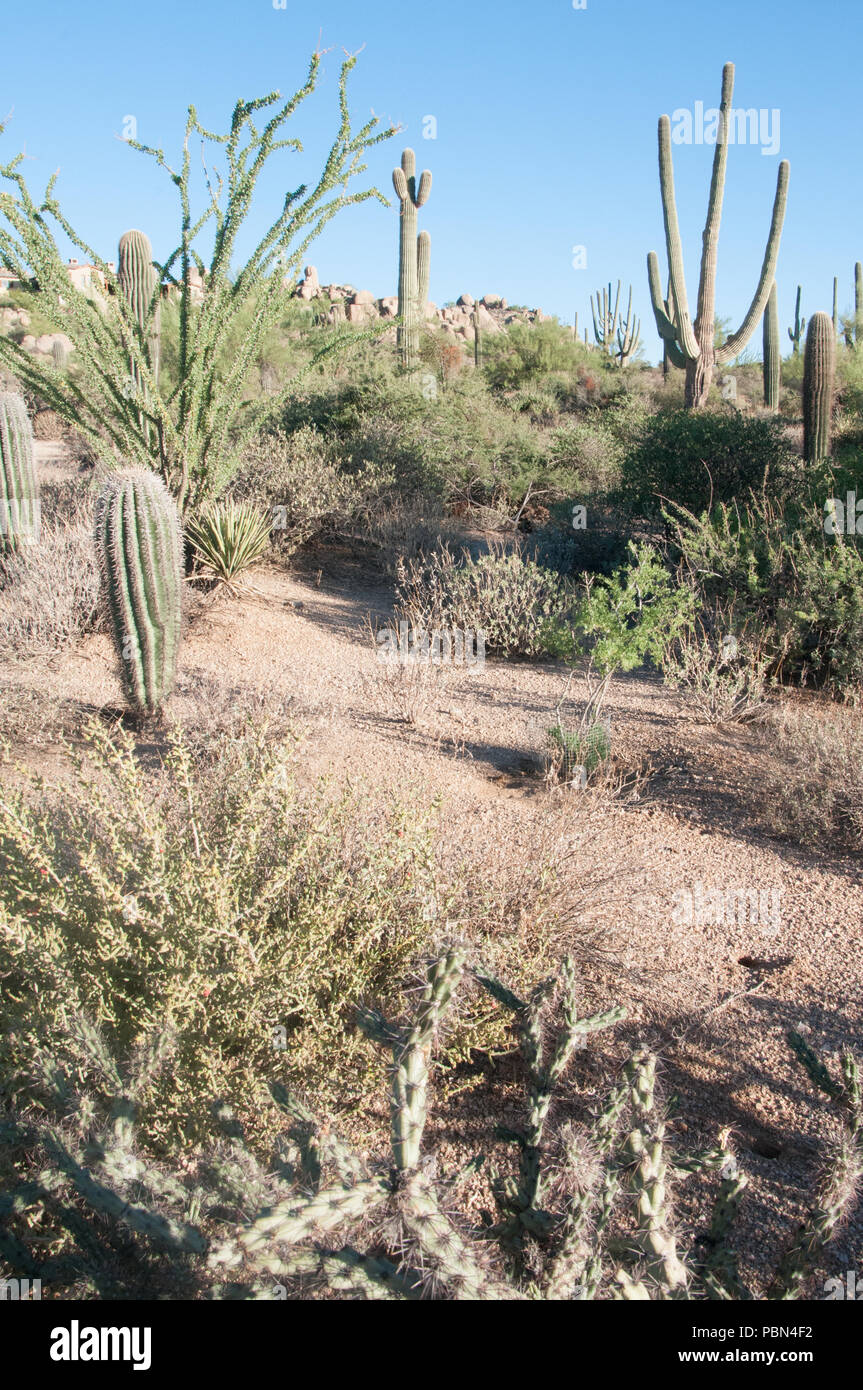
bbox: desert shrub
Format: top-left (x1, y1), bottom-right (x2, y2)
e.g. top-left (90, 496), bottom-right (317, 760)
top-left (2, 951), bottom-right (859, 1300)
top-left (666, 488), bottom-right (863, 697)
top-left (752, 702), bottom-right (863, 853)
top-left (0, 506), bottom-right (101, 659)
top-left (482, 320), bottom-right (592, 390)
top-left (394, 541), bottom-right (573, 659)
top-left (0, 723), bottom-right (502, 1154)
top-left (660, 607), bottom-right (771, 723)
top-left (619, 408), bottom-right (801, 518)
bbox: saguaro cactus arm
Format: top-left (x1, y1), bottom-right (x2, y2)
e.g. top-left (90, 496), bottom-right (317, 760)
top-left (655, 115), bottom-right (699, 359)
top-left (716, 161), bottom-right (790, 364)
top-left (647, 253), bottom-right (687, 367)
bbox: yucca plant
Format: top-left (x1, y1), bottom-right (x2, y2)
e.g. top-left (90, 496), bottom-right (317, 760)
top-left (186, 500), bottom-right (271, 593)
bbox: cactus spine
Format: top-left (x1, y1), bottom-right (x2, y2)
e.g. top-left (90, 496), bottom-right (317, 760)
top-left (0, 390), bottom-right (40, 551)
top-left (648, 63), bottom-right (789, 408)
top-left (392, 151), bottom-right (431, 370)
top-left (787, 285), bottom-right (805, 355)
top-left (95, 468), bottom-right (183, 713)
top-left (117, 230), bottom-right (161, 391)
top-left (802, 312), bottom-right (835, 464)
top-left (762, 282), bottom-right (780, 412)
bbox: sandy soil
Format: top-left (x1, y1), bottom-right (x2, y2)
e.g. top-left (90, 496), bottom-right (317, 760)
top-left (2, 443), bottom-right (861, 1295)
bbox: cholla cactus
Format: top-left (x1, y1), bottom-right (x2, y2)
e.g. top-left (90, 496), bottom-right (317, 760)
top-left (0, 389), bottom-right (39, 551)
top-left (648, 63), bottom-right (789, 407)
top-left (392, 150), bottom-right (431, 370)
top-left (762, 281), bottom-right (780, 411)
top-left (95, 467), bottom-right (183, 713)
top-left (2, 956), bottom-right (858, 1301)
top-left (802, 312), bottom-right (835, 463)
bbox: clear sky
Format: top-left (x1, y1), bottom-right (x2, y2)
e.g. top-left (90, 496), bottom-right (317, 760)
top-left (2, 0), bottom-right (861, 362)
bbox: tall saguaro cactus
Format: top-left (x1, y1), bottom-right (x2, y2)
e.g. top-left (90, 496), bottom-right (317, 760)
top-left (616, 285), bottom-right (641, 365)
top-left (855, 262), bottom-right (862, 345)
top-left (392, 150), bottom-right (431, 369)
top-left (787, 286), bottom-right (805, 355)
top-left (802, 313), bottom-right (835, 464)
top-left (95, 468), bottom-right (183, 714)
top-left (0, 391), bottom-right (40, 551)
top-left (647, 63), bottom-right (789, 408)
top-left (117, 230), bottom-right (161, 391)
top-left (762, 282), bottom-right (780, 412)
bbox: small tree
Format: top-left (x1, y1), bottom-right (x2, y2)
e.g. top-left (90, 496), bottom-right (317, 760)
top-left (0, 50), bottom-right (395, 513)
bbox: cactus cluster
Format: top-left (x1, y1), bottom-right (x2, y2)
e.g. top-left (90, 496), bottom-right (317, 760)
top-left (0, 390), bottom-right (40, 551)
top-left (648, 63), bottom-right (789, 407)
top-left (2, 951), bottom-right (859, 1301)
top-left (94, 468), bottom-right (183, 713)
top-left (802, 311), bottom-right (835, 463)
top-left (762, 281), bottom-right (780, 412)
top-left (392, 150), bottom-right (431, 370)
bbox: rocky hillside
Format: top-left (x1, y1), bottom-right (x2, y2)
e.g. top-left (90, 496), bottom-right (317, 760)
top-left (292, 265), bottom-right (550, 342)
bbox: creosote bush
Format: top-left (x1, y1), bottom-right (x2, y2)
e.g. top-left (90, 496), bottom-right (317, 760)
top-left (0, 723), bottom-right (504, 1153)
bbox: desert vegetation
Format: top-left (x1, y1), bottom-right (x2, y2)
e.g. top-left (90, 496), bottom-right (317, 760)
top-left (0, 48), bottom-right (861, 1308)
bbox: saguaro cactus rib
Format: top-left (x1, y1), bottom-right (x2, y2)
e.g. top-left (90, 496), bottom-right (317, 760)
top-left (393, 149), bottom-right (432, 369)
top-left (647, 62), bottom-right (789, 407)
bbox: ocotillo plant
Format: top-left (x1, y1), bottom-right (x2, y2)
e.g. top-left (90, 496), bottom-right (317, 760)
top-left (647, 63), bottom-right (789, 408)
top-left (787, 286), bottom-right (805, 355)
top-left (392, 149), bottom-right (431, 369)
top-left (117, 229), bottom-right (161, 391)
top-left (616, 285), bottom-right (641, 365)
top-left (590, 280), bottom-right (621, 355)
top-left (95, 468), bottom-right (183, 714)
top-left (762, 282), bottom-right (780, 412)
top-left (0, 389), bottom-right (39, 550)
top-left (802, 312), bottom-right (835, 464)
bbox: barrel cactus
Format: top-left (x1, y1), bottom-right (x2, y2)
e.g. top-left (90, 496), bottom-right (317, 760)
top-left (802, 312), bottom-right (835, 464)
top-left (117, 229), bottom-right (161, 388)
top-left (0, 390), bottom-right (40, 551)
top-left (95, 468), bottom-right (183, 713)
top-left (392, 150), bottom-right (431, 369)
top-left (762, 282), bottom-right (780, 412)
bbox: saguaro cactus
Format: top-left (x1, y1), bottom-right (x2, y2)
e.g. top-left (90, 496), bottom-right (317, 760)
top-left (117, 230), bottom-right (161, 389)
top-left (95, 468), bottom-right (183, 713)
top-left (616, 285), bottom-right (641, 365)
top-left (0, 390), bottom-right (39, 551)
top-left (647, 63), bottom-right (789, 408)
top-left (802, 312), bottom-right (835, 464)
top-left (832, 278), bottom-right (839, 337)
top-left (856, 262), bottom-right (862, 345)
top-left (51, 339), bottom-right (68, 371)
top-left (590, 281), bottom-right (621, 355)
top-left (392, 150), bottom-right (431, 369)
top-left (762, 282), bottom-right (780, 412)
top-left (787, 286), bottom-right (805, 355)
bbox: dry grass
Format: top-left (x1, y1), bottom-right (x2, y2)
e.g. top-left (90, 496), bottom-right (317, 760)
top-left (752, 701), bottom-right (863, 853)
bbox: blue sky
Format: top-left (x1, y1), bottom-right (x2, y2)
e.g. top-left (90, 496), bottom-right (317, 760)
top-left (2, 0), bottom-right (861, 363)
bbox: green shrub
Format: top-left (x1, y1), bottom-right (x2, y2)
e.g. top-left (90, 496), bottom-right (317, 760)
top-left (666, 488), bottom-right (863, 697)
top-left (0, 723), bottom-right (487, 1153)
top-left (619, 408), bottom-right (801, 518)
top-left (394, 542), bottom-right (573, 659)
top-left (186, 500), bottom-right (271, 591)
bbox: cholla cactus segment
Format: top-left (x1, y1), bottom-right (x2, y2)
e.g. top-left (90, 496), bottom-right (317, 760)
top-left (389, 948), bottom-right (465, 1171)
top-left (0, 390), bottom-right (39, 551)
top-left (623, 1051), bottom-right (688, 1292)
top-left (95, 467), bottom-right (183, 713)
